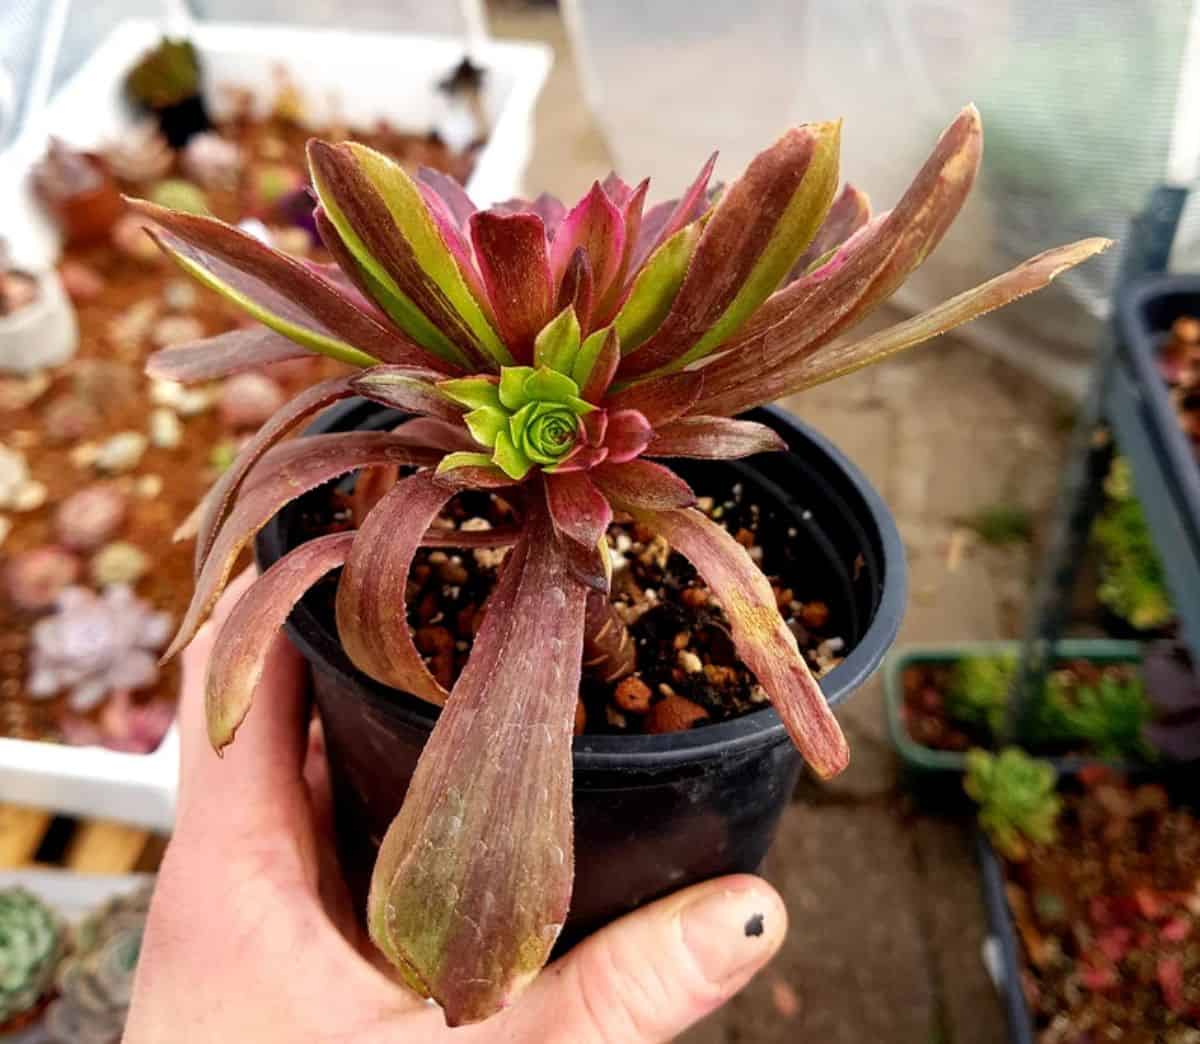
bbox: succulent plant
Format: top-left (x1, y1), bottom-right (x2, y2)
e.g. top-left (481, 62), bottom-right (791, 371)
top-left (965, 747), bottom-right (1061, 861)
top-left (27, 585), bottom-right (173, 711)
top-left (1032, 666), bottom-right (1153, 760)
top-left (0, 887), bottom-right (65, 1030)
top-left (137, 106), bottom-right (1106, 1023)
top-left (946, 652), bottom-right (1016, 737)
top-left (43, 884), bottom-right (152, 1044)
top-left (125, 38), bottom-right (201, 111)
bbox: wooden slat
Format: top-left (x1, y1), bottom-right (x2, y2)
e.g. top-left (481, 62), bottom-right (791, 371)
top-left (65, 820), bottom-right (150, 874)
top-left (0, 804), bottom-right (53, 868)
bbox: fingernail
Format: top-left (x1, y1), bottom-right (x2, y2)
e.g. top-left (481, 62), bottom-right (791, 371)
top-left (678, 883), bottom-right (785, 987)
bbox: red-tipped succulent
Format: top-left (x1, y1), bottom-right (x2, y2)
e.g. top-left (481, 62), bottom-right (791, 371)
top-left (137, 105), bottom-right (1107, 1024)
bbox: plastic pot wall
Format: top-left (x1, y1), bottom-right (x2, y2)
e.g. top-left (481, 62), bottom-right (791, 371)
top-left (257, 400), bottom-right (906, 937)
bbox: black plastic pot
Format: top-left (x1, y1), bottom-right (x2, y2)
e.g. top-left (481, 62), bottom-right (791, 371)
top-left (977, 831), bottom-right (1036, 1044)
top-left (256, 400), bottom-right (906, 939)
top-left (152, 94), bottom-right (213, 148)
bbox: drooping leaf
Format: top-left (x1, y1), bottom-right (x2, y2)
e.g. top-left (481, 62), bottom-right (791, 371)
top-left (647, 416), bottom-right (787, 459)
top-left (618, 122), bottom-right (841, 378)
top-left (469, 210), bottom-right (554, 362)
top-left (603, 368), bottom-right (703, 426)
top-left (128, 199), bottom-right (429, 370)
top-left (335, 472), bottom-right (455, 705)
top-left (368, 491), bottom-right (587, 1024)
top-left (703, 238), bottom-right (1112, 415)
top-left (146, 326), bottom-right (311, 383)
top-left (191, 376), bottom-right (357, 575)
top-left (308, 140), bottom-right (508, 368)
top-left (207, 532), bottom-right (355, 750)
top-left (634, 506), bottom-right (849, 778)
top-left (546, 470), bottom-right (612, 548)
top-left (164, 433), bottom-right (442, 661)
top-left (549, 182), bottom-right (625, 303)
top-left (350, 366), bottom-right (465, 421)
top-left (602, 409), bottom-right (653, 463)
top-left (789, 183), bottom-right (871, 278)
top-left (590, 459), bottom-right (696, 510)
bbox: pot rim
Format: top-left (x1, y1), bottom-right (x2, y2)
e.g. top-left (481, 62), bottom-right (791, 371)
top-left (258, 402), bottom-right (907, 769)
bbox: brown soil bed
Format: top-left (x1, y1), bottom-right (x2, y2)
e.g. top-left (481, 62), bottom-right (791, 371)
top-left (1002, 772), bottom-right (1200, 1042)
top-left (1, 94), bottom-right (474, 747)
top-left (1159, 315), bottom-right (1200, 458)
top-left (292, 476), bottom-right (847, 736)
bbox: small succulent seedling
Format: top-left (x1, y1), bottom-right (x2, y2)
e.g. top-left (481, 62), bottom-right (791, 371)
top-left (137, 105), bottom-right (1106, 1023)
top-left (965, 747), bottom-right (1061, 860)
top-left (0, 887), bottom-right (64, 1030)
top-left (948, 652), bottom-right (1017, 737)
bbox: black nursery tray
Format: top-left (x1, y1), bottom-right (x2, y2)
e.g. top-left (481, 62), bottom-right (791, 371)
top-left (1111, 274), bottom-right (1200, 653)
top-left (977, 831), bottom-right (1036, 1044)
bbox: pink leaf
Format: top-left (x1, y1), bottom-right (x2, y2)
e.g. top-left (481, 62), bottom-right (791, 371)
top-left (546, 471), bottom-right (612, 548)
top-left (788, 183), bottom-right (871, 279)
top-left (577, 327), bottom-right (621, 402)
top-left (335, 472), bottom-right (455, 705)
top-left (549, 182), bottom-right (626, 304)
top-left (165, 432), bottom-right (442, 661)
top-left (469, 210), bottom-right (554, 363)
top-left (367, 490), bottom-right (587, 1024)
top-left (603, 369), bottom-right (703, 426)
top-left (602, 409), bottom-right (653, 463)
top-left (647, 416), bottom-right (786, 458)
top-left (590, 459), bottom-right (695, 510)
top-left (390, 417), bottom-right (478, 454)
top-left (350, 366), bottom-right (465, 421)
top-left (555, 247), bottom-right (594, 332)
top-left (146, 327), bottom-right (311, 383)
top-left (207, 532), bottom-right (354, 750)
top-left (631, 152), bottom-right (717, 270)
top-left (416, 167), bottom-right (478, 228)
top-left (634, 507), bottom-right (849, 778)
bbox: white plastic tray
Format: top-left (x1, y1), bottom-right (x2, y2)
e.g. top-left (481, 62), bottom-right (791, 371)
top-left (0, 19), bottom-right (550, 830)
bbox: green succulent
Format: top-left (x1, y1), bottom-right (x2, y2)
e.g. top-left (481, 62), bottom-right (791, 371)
top-left (965, 748), bottom-right (1060, 861)
top-left (0, 887), bottom-right (64, 1027)
top-left (125, 38), bottom-right (201, 109)
top-left (1031, 668), bottom-right (1153, 760)
top-left (946, 653), bottom-right (1016, 737)
top-left (44, 884), bottom-right (152, 1044)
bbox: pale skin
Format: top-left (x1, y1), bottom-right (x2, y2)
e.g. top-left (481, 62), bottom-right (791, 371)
top-left (124, 571), bottom-right (789, 1043)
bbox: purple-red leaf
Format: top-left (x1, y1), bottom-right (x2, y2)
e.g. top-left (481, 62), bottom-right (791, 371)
top-left (335, 472), bottom-right (455, 705)
top-left (555, 247), bottom-right (594, 332)
top-left (469, 210), bottom-right (553, 363)
top-left (367, 490), bottom-right (588, 1024)
top-left (631, 152), bottom-right (717, 270)
top-left (603, 369), bottom-right (703, 426)
top-left (603, 409), bottom-right (653, 463)
top-left (417, 167), bottom-right (478, 229)
top-left (789, 183), bottom-right (870, 278)
top-left (636, 506), bottom-right (849, 778)
top-left (350, 366), bottom-right (465, 421)
top-left (390, 417), bottom-right (478, 454)
top-left (546, 471), bottom-right (612, 549)
top-left (646, 416), bottom-right (787, 459)
top-left (128, 199), bottom-right (433, 370)
top-left (165, 432), bottom-right (442, 661)
top-left (207, 532), bottom-right (354, 750)
top-left (590, 459), bottom-right (695, 510)
top-left (191, 376), bottom-right (357, 574)
top-left (146, 326), bottom-right (311, 383)
top-left (576, 327), bottom-right (621, 402)
top-left (549, 182), bottom-right (625, 303)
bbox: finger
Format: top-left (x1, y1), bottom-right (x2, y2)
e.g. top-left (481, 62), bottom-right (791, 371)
top-left (175, 568), bottom-right (311, 839)
top-left (506, 874), bottom-right (787, 1044)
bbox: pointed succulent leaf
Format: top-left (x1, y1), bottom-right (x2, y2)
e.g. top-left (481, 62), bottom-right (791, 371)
top-left (392, 417), bottom-right (478, 454)
top-left (146, 327), bottom-right (311, 383)
top-left (554, 247), bottom-right (594, 330)
top-left (595, 177), bottom-right (649, 321)
top-left (613, 222), bottom-right (701, 353)
top-left (416, 167), bottom-right (478, 228)
top-left (788, 183), bottom-right (871, 279)
top-left (632, 151), bottom-right (717, 269)
top-left (590, 459), bottom-right (696, 510)
top-left (533, 306), bottom-right (582, 376)
top-left (350, 367), bottom-right (466, 422)
top-left (619, 122), bottom-right (840, 378)
top-left (367, 493), bottom-right (587, 1025)
top-left (647, 416), bottom-right (787, 459)
top-left (524, 365), bottom-right (586, 406)
top-left (191, 376), bottom-right (357, 574)
top-left (493, 430), bottom-right (534, 480)
top-left (207, 532), bottom-right (354, 750)
top-left (704, 238), bottom-right (1112, 415)
top-left (546, 471), bottom-right (612, 549)
top-left (603, 369), bottom-right (703, 427)
top-left (336, 472), bottom-right (456, 704)
top-left (129, 200), bottom-right (428, 370)
top-left (574, 327), bottom-right (621, 402)
top-left (434, 453), bottom-right (518, 489)
top-left (469, 210), bottom-right (554, 362)
top-left (549, 182), bottom-right (626, 302)
top-left (498, 366), bottom-right (534, 410)
top-left (308, 140), bottom-right (508, 368)
top-left (166, 433), bottom-right (442, 661)
top-left (637, 506), bottom-right (849, 777)
top-left (603, 409), bottom-right (654, 463)
top-left (438, 375), bottom-right (502, 411)
top-left (463, 406), bottom-right (510, 448)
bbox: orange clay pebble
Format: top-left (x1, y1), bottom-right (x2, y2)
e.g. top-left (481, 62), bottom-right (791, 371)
top-left (734, 527), bottom-right (755, 548)
top-left (613, 675), bottom-right (653, 714)
top-left (703, 663), bottom-right (738, 686)
top-left (681, 585), bottom-right (709, 609)
top-left (1173, 317), bottom-right (1200, 343)
top-left (574, 699), bottom-right (587, 735)
top-left (415, 625), bottom-right (454, 655)
top-left (672, 631), bottom-right (690, 650)
top-left (646, 691), bottom-right (710, 733)
top-left (800, 601), bottom-right (830, 629)
top-left (773, 586), bottom-right (794, 611)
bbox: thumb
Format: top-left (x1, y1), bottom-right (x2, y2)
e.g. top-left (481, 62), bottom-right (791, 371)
top-left (512, 874), bottom-right (787, 1044)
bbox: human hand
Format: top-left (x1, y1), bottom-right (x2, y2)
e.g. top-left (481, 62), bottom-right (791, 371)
top-left (124, 570), bottom-right (788, 1043)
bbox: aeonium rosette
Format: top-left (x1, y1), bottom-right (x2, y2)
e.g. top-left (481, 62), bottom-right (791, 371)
top-left (131, 105), bottom-right (1108, 1025)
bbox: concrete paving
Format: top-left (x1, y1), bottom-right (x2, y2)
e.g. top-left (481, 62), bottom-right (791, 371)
top-left (492, 7), bottom-right (1073, 1039)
